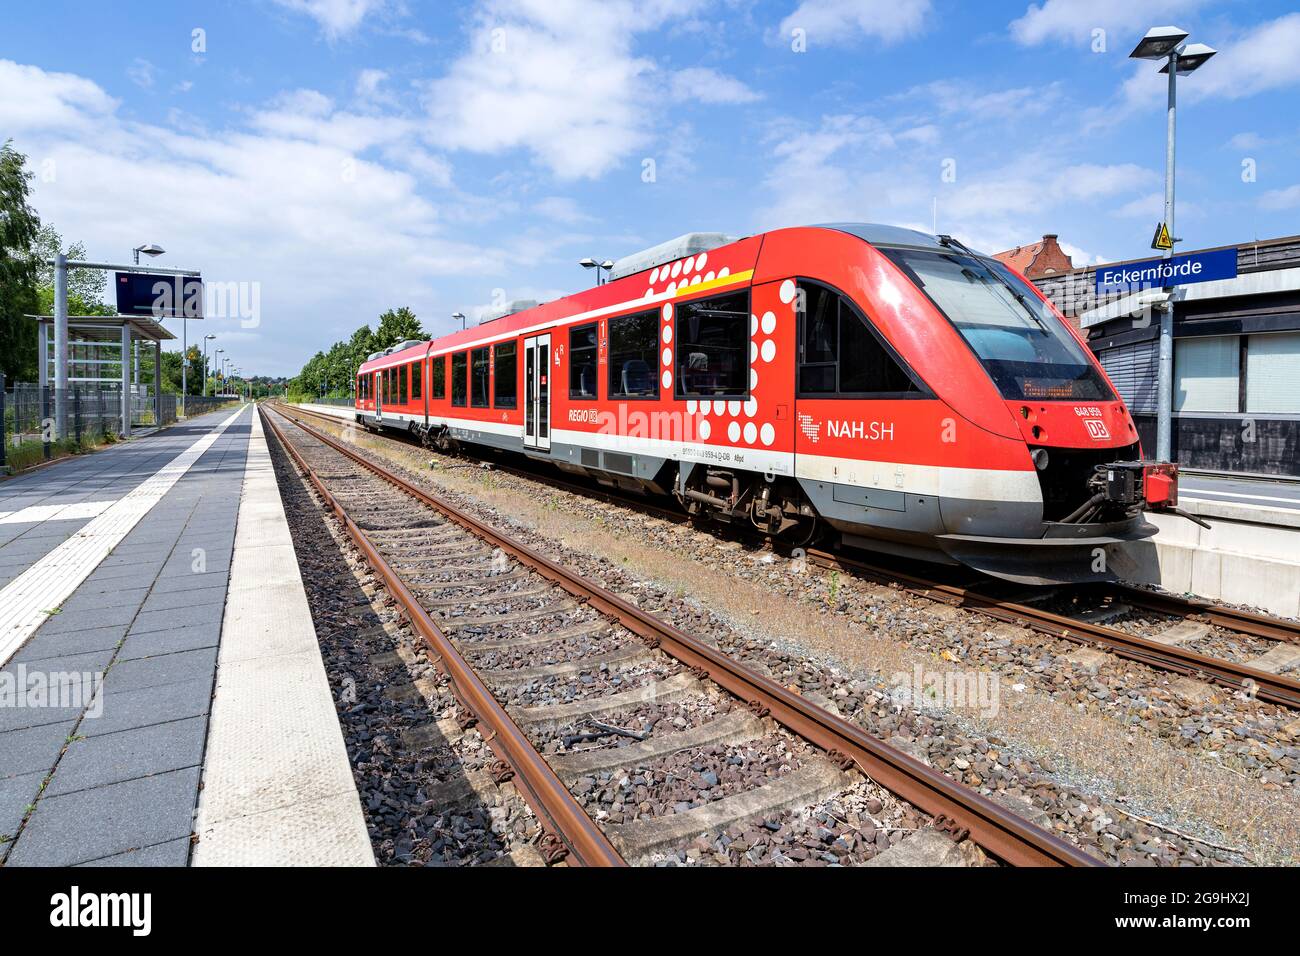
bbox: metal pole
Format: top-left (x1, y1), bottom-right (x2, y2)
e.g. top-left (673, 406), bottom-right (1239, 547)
top-left (120, 322), bottom-right (131, 437)
top-left (0, 371), bottom-right (6, 471)
top-left (181, 316), bottom-right (188, 418)
top-left (1156, 49), bottom-right (1178, 463)
top-left (154, 339), bottom-right (162, 427)
top-left (54, 253), bottom-right (68, 438)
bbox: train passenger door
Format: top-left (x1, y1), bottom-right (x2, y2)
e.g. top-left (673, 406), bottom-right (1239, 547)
top-left (523, 333), bottom-right (551, 451)
top-left (374, 371), bottom-right (383, 418)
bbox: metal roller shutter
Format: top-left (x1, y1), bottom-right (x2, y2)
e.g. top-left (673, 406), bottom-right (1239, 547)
top-left (1099, 342), bottom-right (1158, 415)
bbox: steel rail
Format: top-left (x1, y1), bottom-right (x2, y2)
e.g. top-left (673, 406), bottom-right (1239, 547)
top-left (261, 406), bottom-right (626, 867)
top-left (277, 406), bottom-right (1300, 706)
top-left (1103, 583), bottom-right (1300, 646)
top-left (808, 549), bottom-right (1300, 710)
top-left (273, 403), bottom-right (1100, 868)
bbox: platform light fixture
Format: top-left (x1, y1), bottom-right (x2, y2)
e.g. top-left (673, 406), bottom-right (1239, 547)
top-left (132, 243), bottom-right (165, 265)
top-left (580, 257), bottom-right (615, 285)
top-left (1128, 24), bottom-right (1216, 464)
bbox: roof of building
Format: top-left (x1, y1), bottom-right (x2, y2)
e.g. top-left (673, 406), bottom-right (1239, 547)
top-left (993, 234), bottom-right (1074, 278)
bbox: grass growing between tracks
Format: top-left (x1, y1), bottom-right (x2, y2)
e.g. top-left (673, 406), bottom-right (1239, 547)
top-left (287, 411), bottom-right (1300, 865)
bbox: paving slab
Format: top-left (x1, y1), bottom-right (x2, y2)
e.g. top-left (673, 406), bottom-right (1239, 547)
top-left (83, 676), bottom-right (213, 738)
top-left (5, 767), bottom-right (202, 866)
top-left (46, 716), bottom-right (208, 797)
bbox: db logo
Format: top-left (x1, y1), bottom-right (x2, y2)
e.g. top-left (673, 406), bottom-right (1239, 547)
top-left (1084, 419), bottom-right (1110, 440)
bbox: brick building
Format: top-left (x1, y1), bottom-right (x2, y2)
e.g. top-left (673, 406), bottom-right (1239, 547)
top-left (993, 234), bottom-right (1074, 279)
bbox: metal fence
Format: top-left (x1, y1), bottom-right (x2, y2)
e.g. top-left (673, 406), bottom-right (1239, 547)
top-left (1, 376), bottom-right (242, 472)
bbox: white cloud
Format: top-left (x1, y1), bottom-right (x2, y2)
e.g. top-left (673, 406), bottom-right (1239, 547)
top-left (127, 58), bottom-right (156, 89)
top-left (1010, 0), bottom-right (1210, 47)
top-left (423, 0), bottom-right (706, 180)
top-left (1228, 131), bottom-right (1264, 151)
top-left (355, 68), bottom-right (394, 106)
top-left (668, 67), bottom-right (761, 104)
top-left (0, 58), bottom-right (511, 375)
top-left (1261, 184), bottom-right (1300, 210)
top-left (779, 0), bottom-right (932, 47)
top-left (272, 0), bottom-right (387, 38)
top-left (757, 111), bottom-right (1158, 256)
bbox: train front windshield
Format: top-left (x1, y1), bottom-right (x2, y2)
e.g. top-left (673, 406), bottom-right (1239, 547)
top-left (881, 247), bottom-right (1114, 402)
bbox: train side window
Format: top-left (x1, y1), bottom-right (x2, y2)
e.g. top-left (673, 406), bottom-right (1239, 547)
top-left (411, 360), bottom-right (422, 400)
top-left (675, 289), bottom-right (750, 399)
top-left (398, 364), bottom-right (408, 403)
top-left (494, 342), bottom-right (517, 408)
top-left (432, 355), bottom-right (445, 399)
top-left (609, 310), bottom-right (659, 399)
top-left (797, 281), bottom-right (923, 397)
top-left (471, 347), bottom-right (490, 407)
top-left (451, 352), bottom-right (467, 406)
top-left (569, 323), bottom-right (598, 399)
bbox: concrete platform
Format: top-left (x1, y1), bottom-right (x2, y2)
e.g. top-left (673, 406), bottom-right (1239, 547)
top-left (1123, 475), bottom-right (1300, 618)
top-left (0, 404), bottom-right (372, 866)
top-left (192, 408), bottom-right (373, 866)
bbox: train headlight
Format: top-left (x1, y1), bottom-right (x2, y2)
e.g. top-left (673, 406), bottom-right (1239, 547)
top-left (1031, 448), bottom-right (1050, 471)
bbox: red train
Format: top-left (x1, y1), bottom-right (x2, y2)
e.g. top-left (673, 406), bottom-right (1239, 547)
top-left (356, 224), bottom-right (1180, 584)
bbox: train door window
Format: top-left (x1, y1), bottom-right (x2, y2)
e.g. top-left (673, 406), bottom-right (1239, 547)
top-left (797, 281), bottom-right (922, 397)
top-left (675, 289), bottom-right (750, 399)
top-left (411, 360), bottom-right (422, 400)
top-left (570, 322), bottom-right (598, 399)
top-left (609, 310), bottom-right (659, 399)
top-left (432, 354), bottom-right (445, 399)
top-left (494, 342), bottom-right (518, 408)
top-left (798, 284), bottom-right (838, 393)
top-left (471, 347), bottom-right (490, 407)
top-left (451, 352), bottom-right (467, 406)
top-left (398, 364), bottom-right (408, 403)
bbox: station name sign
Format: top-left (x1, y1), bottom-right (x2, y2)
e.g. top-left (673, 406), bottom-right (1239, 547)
top-left (1095, 248), bottom-right (1237, 295)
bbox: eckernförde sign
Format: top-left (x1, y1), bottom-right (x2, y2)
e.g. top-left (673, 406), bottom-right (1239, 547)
top-left (1094, 248), bottom-right (1238, 295)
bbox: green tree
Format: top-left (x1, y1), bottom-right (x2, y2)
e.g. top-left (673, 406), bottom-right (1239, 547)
top-left (374, 307), bottom-right (423, 350)
top-left (33, 224), bottom-right (108, 305)
top-left (0, 140), bottom-right (41, 382)
top-left (159, 345), bottom-right (204, 395)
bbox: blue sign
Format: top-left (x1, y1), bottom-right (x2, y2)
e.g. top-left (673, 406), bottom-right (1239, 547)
top-left (1095, 248), bottom-right (1237, 295)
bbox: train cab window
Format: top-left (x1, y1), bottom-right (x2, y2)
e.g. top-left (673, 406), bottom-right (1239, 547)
top-left (494, 342), bottom-right (517, 408)
top-left (609, 310), bottom-right (659, 399)
top-left (451, 352), bottom-right (467, 406)
top-left (411, 360), bottom-right (422, 400)
top-left (797, 281), bottom-right (921, 397)
top-left (432, 355), bottom-right (445, 399)
top-left (675, 289), bottom-right (750, 399)
top-left (570, 323), bottom-right (598, 399)
top-left (471, 347), bottom-right (490, 407)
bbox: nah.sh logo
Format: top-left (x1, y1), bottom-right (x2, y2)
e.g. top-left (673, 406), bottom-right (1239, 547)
top-left (1083, 419), bottom-right (1110, 440)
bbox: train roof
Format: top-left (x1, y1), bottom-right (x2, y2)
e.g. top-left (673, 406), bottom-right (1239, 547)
top-left (356, 222), bottom-right (976, 374)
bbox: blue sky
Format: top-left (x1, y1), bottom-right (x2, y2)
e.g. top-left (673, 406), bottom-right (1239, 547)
top-left (3, 0), bottom-right (1299, 376)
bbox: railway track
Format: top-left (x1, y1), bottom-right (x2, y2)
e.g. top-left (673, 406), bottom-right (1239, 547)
top-left (281, 402), bottom-right (1300, 713)
top-left (263, 403), bottom-right (1099, 867)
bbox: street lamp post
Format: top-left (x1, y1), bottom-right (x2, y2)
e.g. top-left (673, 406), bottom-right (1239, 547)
top-left (579, 257), bottom-right (615, 286)
top-left (1129, 26), bottom-right (1216, 463)
top-left (452, 311), bottom-right (466, 330)
top-left (203, 334), bottom-right (215, 397)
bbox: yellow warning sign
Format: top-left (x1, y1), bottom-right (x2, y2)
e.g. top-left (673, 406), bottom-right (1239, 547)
top-left (1151, 222), bottom-right (1173, 251)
